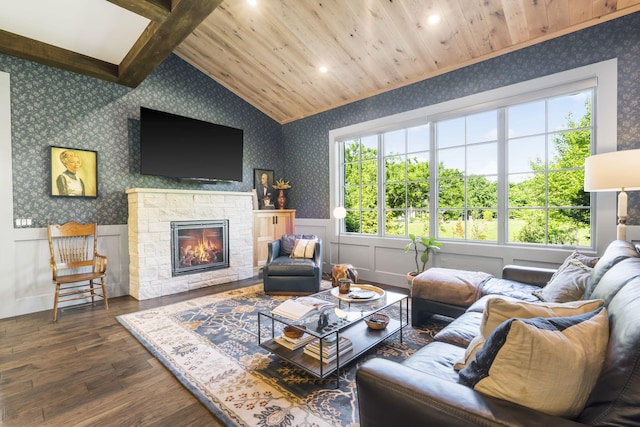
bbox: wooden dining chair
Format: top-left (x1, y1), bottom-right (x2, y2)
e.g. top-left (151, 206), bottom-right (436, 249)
top-left (47, 222), bottom-right (108, 321)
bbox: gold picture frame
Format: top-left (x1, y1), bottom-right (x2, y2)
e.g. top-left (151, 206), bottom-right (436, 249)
top-left (50, 146), bottom-right (98, 198)
top-left (254, 168), bottom-right (274, 209)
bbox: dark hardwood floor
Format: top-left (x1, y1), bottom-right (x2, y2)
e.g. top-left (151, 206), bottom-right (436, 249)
top-left (1, 277), bottom-right (407, 426)
top-left (0, 277), bottom-right (264, 427)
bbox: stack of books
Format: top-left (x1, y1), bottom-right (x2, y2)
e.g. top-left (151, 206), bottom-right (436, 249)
top-left (274, 333), bottom-right (315, 350)
top-left (303, 336), bottom-right (353, 364)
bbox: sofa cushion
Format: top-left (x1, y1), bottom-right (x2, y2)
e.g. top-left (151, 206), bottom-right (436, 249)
top-left (589, 257), bottom-right (640, 306)
top-left (433, 311), bottom-right (483, 348)
top-left (401, 341), bottom-right (464, 383)
top-left (532, 258), bottom-right (592, 303)
top-left (454, 298), bottom-right (604, 371)
top-left (411, 268), bottom-right (492, 306)
top-left (480, 277), bottom-right (541, 302)
top-left (290, 238), bottom-right (316, 258)
top-left (265, 257), bottom-right (317, 276)
top-left (585, 239), bottom-right (639, 298)
top-left (459, 307), bottom-right (609, 418)
top-left (578, 276), bottom-right (640, 425)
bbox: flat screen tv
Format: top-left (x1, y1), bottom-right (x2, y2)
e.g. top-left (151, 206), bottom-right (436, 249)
top-left (139, 107), bottom-right (243, 182)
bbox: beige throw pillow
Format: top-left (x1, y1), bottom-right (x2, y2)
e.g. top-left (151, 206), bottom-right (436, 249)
top-left (533, 258), bottom-right (592, 303)
top-left (290, 238), bottom-right (316, 258)
top-left (481, 297), bottom-right (604, 337)
top-left (459, 307), bottom-right (609, 418)
top-left (454, 298), bottom-right (604, 371)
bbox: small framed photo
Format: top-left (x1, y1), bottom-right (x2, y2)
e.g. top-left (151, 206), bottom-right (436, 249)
top-left (254, 168), bottom-right (274, 209)
top-left (50, 146), bottom-right (98, 198)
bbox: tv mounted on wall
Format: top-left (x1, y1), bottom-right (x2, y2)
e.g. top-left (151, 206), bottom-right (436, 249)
top-left (139, 107), bottom-right (244, 182)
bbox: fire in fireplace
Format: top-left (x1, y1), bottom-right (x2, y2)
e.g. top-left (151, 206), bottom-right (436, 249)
top-left (171, 220), bottom-right (229, 276)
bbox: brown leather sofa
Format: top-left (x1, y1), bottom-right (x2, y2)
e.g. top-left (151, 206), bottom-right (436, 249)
top-left (356, 240), bottom-right (640, 426)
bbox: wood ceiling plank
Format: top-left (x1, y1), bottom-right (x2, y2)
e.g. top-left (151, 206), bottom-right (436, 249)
top-left (474, 0), bottom-right (512, 51)
top-left (117, 0), bottom-right (222, 87)
top-left (501, 0), bottom-right (528, 44)
top-left (593, 0), bottom-right (618, 16)
top-left (521, 0), bottom-right (550, 38)
top-left (0, 29), bottom-right (118, 82)
top-left (175, 12), bottom-right (312, 121)
top-left (203, 3), bottom-right (326, 110)
top-left (105, 0), bottom-right (171, 23)
top-left (433, 0), bottom-right (484, 59)
top-left (544, 0), bottom-right (571, 32)
top-left (454, 0), bottom-right (495, 57)
top-left (568, 0), bottom-right (594, 25)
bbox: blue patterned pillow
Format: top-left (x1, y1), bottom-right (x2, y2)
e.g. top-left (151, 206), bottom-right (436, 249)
top-left (459, 307), bottom-right (609, 418)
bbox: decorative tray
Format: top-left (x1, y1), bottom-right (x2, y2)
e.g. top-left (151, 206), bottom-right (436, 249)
top-left (330, 284), bottom-right (385, 302)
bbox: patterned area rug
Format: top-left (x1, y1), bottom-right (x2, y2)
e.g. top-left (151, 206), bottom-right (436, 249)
top-left (117, 284), bottom-right (448, 427)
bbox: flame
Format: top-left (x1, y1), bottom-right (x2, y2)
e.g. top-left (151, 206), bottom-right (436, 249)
top-left (179, 229), bottom-right (221, 267)
top-left (194, 233), bottom-right (217, 262)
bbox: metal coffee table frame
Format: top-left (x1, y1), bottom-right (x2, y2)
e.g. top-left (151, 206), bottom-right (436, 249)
top-left (258, 287), bottom-right (409, 387)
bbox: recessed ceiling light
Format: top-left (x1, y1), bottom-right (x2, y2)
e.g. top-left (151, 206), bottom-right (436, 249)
top-left (247, 0), bottom-right (257, 7)
top-left (427, 14), bottom-right (441, 26)
top-left (319, 66), bottom-right (328, 73)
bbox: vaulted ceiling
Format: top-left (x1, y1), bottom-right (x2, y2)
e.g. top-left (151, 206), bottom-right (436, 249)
top-left (2, 1), bottom-right (640, 124)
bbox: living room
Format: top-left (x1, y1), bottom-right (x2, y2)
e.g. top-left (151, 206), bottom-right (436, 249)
top-left (2, 5), bottom-right (640, 321)
top-left (2, 2), bottom-right (640, 425)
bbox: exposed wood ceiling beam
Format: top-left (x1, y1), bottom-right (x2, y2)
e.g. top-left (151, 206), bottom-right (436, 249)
top-left (0, 0), bottom-right (221, 88)
top-left (106, 0), bottom-right (172, 23)
top-left (119, 0), bottom-right (223, 88)
top-left (0, 29), bottom-right (119, 83)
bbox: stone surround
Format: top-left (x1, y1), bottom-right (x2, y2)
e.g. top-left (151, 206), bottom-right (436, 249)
top-left (126, 188), bottom-right (254, 300)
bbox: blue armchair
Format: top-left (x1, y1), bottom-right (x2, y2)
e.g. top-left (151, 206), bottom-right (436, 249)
top-left (263, 234), bottom-right (322, 295)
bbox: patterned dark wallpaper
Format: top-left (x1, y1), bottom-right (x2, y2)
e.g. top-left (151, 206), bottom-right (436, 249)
top-left (4, 12), bottom-right (640, 225)
top-left (283, 12), bottom-right (640, 222)
top-left (2, 54), bottom-right (284, 226)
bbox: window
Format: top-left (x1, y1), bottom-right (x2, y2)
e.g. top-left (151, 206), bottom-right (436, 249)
top-left (335, 68), bottom-right (607, 249)
top-left (506, 93), bottom-right (592, 246)
top-left (436, 110), bottom-right (498, 241)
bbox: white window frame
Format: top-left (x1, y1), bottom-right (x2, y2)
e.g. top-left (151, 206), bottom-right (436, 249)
top-left (330, 59), bottom-right (617, 255)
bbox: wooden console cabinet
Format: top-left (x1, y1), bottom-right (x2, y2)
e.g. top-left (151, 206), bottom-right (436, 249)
top-left (253, 209), bottom-right (295, 268)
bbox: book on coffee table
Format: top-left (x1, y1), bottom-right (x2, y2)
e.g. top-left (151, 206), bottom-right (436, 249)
top-left (303, 337), bottom-right (353, 363)
top-left (274, 333), bottom-right (315, 350)
top-left (271, 296), bottom-right (335, 321)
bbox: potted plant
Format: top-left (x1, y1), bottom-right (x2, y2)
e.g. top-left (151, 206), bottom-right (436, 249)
top-left (404, 234), bottom-right (441, 284)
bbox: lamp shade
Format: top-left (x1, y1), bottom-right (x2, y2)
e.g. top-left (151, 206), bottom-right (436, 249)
top-left (333, 206), bottom-right (347, 219)
top-left (584, 149), bottom-right (640, 192)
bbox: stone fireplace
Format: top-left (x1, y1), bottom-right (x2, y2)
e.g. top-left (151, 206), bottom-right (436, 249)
top-left (126, 188), bottom-right (254, 300)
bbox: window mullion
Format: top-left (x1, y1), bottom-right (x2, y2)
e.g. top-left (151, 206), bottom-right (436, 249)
top-left (497, 108), bottom-right (507, 245)
top-left (378, 133), bottom-right (385, 236)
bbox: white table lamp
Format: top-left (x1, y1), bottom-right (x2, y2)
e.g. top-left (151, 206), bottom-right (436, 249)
top-left (333, 206), bottom-right (347, 264)
top-left (584, 149), bottom-right (640, 240)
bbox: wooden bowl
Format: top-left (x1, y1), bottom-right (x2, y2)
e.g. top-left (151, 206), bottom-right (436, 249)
top-left (365, 313), bottom-right (389, 330)
top-left (283, 325), bottom-right (306, 339)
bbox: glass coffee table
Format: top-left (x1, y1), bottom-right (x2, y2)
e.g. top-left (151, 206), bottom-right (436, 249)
top-left (258, 285), bottom-right (409, 386)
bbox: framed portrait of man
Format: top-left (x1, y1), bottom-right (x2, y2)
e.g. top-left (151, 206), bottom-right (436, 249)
top-left (50, 146), bottom-right (98, 198)
top-left (254, 168), bottom-right (274, 209)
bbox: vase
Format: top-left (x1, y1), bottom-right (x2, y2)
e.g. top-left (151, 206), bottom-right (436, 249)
top-left (276, 189), bottom-right (287, 209)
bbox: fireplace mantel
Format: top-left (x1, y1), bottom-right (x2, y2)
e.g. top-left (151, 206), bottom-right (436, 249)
top-left (126, 188), bottom-right (254, 300)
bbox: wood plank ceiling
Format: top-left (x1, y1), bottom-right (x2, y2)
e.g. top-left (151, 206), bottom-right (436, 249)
top-left (175, 0), bottom-right (640, 124)
top-left (1, 1), bottom-right (639, 124)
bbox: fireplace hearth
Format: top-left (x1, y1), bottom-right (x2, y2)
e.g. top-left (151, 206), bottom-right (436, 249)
top-left (171, 220), bottom-right (229, 276)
